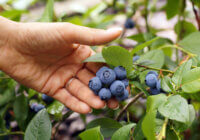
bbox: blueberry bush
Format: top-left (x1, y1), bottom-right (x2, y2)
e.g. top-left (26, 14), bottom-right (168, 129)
top-left (1, 0), bottom-right (200, 140)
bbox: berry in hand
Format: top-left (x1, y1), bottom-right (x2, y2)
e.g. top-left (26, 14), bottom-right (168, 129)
top-left (116, 89), bottom-right (129, 101)
top-left (124, 18), bottom-right (135, 29)
top-left (145, 74), bottom-right (157, 88)
top-left (96, 66), bottom-right (109, 78)
top-left (121, 79), bottom-right (129, 88)
top-left (114, 66), bottom-right (127, 80)
top-left (133, 56), bottom-right (140, 63)
top-left (42, 94), bottom-right (54, 103)
top-left (89, 77), bottom-right (102, 92)
top-left (99, 68), bottom-right (116, 85)
top-left (110, 80), bottom-right (125, 96)
top-left (147, 71), bottom-right (158, 77)
top-left (98, 88), bottom-right (112, 100)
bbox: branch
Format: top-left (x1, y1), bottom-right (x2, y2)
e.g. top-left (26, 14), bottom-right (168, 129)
top-left (134, 64), bottom-right (174, 73)
top-left (115, 92), bottom-right (144, 121)
top-left (0, 131), bottom-right (24, 136)
top-left (192, 2), bottom-right (200, 30)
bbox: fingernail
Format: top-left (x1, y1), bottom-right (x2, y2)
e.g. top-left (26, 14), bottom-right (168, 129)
top-left (107, 27), bottom-right (123, 33)
top-left (89, 109), bottom-right (93, 113)
top-left (113, 105), bottom-right (119, 110)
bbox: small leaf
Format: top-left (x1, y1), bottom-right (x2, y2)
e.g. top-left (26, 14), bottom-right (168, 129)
top-left (181, 67), bottom-right (200, 93)
top-left (86, 118), bottom-right (122, 138)
top-left (47, 101), bottom-right (64, 116)
top-left (172, 60), bottom-right (192, 88)
top-left (130, 81), bottom-right (149, 96)
top-left (166, 0), bottom-right (180, 19)
top-left (102, 46), bottom-right (132, 74)
top-left (127, 33), bottom-right (155, 43)
top-left (161, 76), bottom-right (174, 93)
top-left (130, 37), bottom-right (160, 55)
top-left (24, 109), bottom-right (52, 140)
top-left (83, 53), bottom-right (106, 63)
top-left (39, 0), bottom-right (54, 22)
top-left (137, 50), bottom-right (165, 69)
top-left (158, 95), bottom-right (189, 123)
top-left (111, 123), bottom-right (136, 140)
top-left (79, 126), bottom-right (104, 140)
top-left (179, 32), bottom-right (200, 56)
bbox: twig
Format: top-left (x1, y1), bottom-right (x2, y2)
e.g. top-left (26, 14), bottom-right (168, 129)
top-left (115, 92), bottom-right (144, 121)
top-left (192, 2), bottom-right (200, 30)
top-left (134, 64), bottom-right (174, 73)
top-left (0, 131), bottom-right (24, 136)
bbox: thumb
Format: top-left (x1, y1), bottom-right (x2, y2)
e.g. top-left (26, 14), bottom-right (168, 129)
top-left (61, 23), bottom-right (122, 45)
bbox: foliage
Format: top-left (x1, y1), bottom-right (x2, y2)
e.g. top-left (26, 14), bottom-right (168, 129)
top-left (0, 0), bottom-right (200, 140)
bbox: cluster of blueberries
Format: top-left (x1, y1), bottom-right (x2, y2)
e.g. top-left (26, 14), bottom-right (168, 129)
top-left (89, 66), bottom-right (129, 101)
top-left (124, 18), bottom-right (135, 29)
top-left (145, 71), bottom-right (164, 95)
top-left (30, 94), bottom-right (53, 112)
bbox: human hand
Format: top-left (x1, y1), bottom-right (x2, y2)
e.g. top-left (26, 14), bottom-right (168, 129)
top-left (0, 16), bottom-right (122, 114)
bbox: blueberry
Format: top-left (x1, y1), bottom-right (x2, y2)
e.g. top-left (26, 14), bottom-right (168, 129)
top-left (124, 18), bottom-right (135, 29)
top-left (34, 104), bottom-right (45, 112)
top-left (116, 90), bottom-right (129, 101)
top-left (114, 66), bottom-right (127, 80)
top-left (30, 103), bottom-right (37, 110)
top-left (96, 66), bottom-right (109, 78)
top-left (89, 77), bottom-right (102, 92)
top-left (42, 94), bottom-right (54, 103)
top-left (121, 79), bottom-right (129, 88)
top-left (145, 74), bottom-right (158, 88)
top-left (150, 87), bottom-right (160, 95)
top-left (99, 68), bottom-right (116, 85)
top-left (147, 71), bottom-right (158, 77)
top-left (133, 56), bottom-right (140, 63)
top-left (110, 80), bottom-right (125, 96)
top-left (98, 88), bottom-right (112, 100)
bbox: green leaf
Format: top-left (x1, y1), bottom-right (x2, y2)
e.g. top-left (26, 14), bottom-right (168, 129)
top-left (181, 67), bottom-right (200, 93)
top-left (133, 119), bottom-right (145, 140)
top-left (14, 94), bottom-right (28, 130)
top-left (83, 53), bottom-right (106, 63)
top-left (158, 95), bottom-right (189, 123)
top-left (166, 0), bottom-right (180, 19)
top-left (0, 88), bottom-right (15, 107)
top-left (47, 101), bottom-right (64, 116)
top-left (86, 118), bottom-right (122, 138)
top-left (172, 60), bottom-right (192, 88)
top-left (142, 94), bottom-right (167, 140)
top-left (138, 50), bottom-right (165, 69)
top-left (39, 0), bottom-right (54, 22)
top-left (79, 126), bottom-right (104, 140)
top-left (166, 126), bottom-right (179, 140)
top-left (161, 76), bottom-right (174, 93)
top-left (175, 20), bottom-right (197, 38)
top-left (102, 46), bottom-right (132, 74)
top-left (130, 81), bottom-right (149, 96)
top-left (0, 115), bottom-right (6, 133)
top-left (0, 10), bottom-right (27, 21)
top-left (24, 109), bottom-right (52, 140)
top-left (127, 33), bottom-right (155, 43)
top-left (179, 32), bottom-right (200, 56)
top-left (187, 105), bottom-right (195, 126)
top-left (130, 37), bottom-right (160, 55)
top-left (111, 123), bottom-right (136, 140)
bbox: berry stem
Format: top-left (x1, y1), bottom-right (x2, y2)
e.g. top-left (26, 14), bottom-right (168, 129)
top-left (134, 64), bottom-right (174, 73)
top-left (115, 92), bottom-right (144, 121)
top-left (0, 131), bottom-right (24, 136)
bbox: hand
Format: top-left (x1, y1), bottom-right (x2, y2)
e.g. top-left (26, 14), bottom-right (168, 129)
top-left (0, 17), bottom-right (122, 114)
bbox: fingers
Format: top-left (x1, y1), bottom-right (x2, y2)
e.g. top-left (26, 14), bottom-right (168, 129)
top-left (107, 98), bottom-right (119, 109)
top-left (52, 89), bottom-right (91, 114)
top-left (77, 68), bottom-right (95, 85)
top-left (60, 23), bottom-right (122, 45)
top-left (66, 79), bottom-right (106, 109)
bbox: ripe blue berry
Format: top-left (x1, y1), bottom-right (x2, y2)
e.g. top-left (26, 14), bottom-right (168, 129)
top-left (150, 87), bottom-right (160, 95)
top-left (96, 66), bottom-right (109, 78)
top-left (30, 103), bottom-right (37, 110)
top-left (147, 71), bottom-right (158, 77)
top-left (124, 18), bottom-right (135, 29)
top-left (42, 94), bottom-right (54, 103)
top-left (110, 80), bottom-right (125, 96)
top-left (99, 68), bottom-right (116, 85)
top-left (114, 66), bottom-right (127, 80)
top-left (89, 77), bottom-right (102, 92)
top-left (133, 56), bottom-right (140, 63)
top-left (121, 79), bottom-right (129, 88)
top-left (34, 104), bottom-right (45, 112)
top-left (98, 88), bottom-right (112, 100)
top-left (116, 90), bottom-right (129, 101)
top-left (145, 74), bottom-right (158, 88)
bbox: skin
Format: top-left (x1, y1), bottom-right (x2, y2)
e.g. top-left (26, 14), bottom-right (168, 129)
top-left (0, 16), bottom-right (122, 114)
